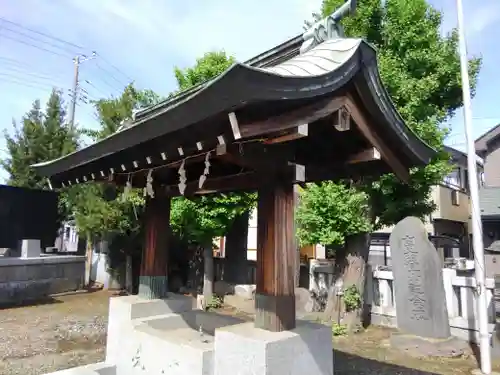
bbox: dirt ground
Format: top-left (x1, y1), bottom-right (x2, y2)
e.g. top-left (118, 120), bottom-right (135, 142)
top-left (332, 326), bottom-right (499, 375)
top-left (0, 290), bottom-right (112, 375)
top-left (1, 291), bottom-right (499, 375)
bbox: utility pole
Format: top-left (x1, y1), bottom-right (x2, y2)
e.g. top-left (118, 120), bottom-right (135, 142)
top-left (456, 0), bottom-right (491, 373)
top-left (68, 52), bottom-right (96, 131)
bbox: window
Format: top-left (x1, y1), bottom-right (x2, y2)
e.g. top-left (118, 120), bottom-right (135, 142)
top-left (444, 168), bottom-right (461, 188)
top-left (451, 189), bottom-right (460, 206)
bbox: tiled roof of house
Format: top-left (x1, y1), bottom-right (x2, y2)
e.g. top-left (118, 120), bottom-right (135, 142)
top-left (475, 123), bottom-right (500, 156)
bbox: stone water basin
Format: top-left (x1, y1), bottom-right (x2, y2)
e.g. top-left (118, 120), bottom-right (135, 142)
top-left (135, 309), bottom-right (246, 349)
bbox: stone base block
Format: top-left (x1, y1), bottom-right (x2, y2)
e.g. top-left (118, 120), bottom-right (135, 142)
top-left (115, 310), bottom-right (245, 375)
top-left (214, 321), bottom-right (333, 375)
top-left (390, 333), bottom-right (470, 358)
top-left (109, 293), bottom-right (194, 321)
top-left (43, 362), bottom-right (115, 374)
top-left (106, 294), bottom-right (194, 365)
top-left (471, 369), bottom-right (500, 375)
top-left (21, 239), bottom-right (41, 258)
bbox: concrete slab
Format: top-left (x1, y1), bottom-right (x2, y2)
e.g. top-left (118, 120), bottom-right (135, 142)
top-left (44, 363), bottom-right (115, 375)
top-left (214, 321), bottom-right (333, 375)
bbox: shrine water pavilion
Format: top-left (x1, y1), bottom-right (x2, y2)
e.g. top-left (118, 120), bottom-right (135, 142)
top-left (36, 2), bottom-right (435, 374)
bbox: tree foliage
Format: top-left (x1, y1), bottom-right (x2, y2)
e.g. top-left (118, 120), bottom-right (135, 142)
top-left (297, 0), bottom-right (481, 247)
top-left (171, 50), bottom-right (256, 245)
top-left (296, 183), bottom-right (372, 247)
top-left (174, 51), bottom-right (236, 91)
top-left (62, 84), bottom-right (161, 239)
top-left (1, 89), bottom-right (78, 189)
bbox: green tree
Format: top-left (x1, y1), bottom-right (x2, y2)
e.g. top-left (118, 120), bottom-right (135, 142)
top-left (63, 84), bottom-right (162, 283)
top-left (174, 51), bottom-right (236, 91)
top-left (297, 0), bottom-right (480, 328)
top-left (1, 89), bottom-right (78, 189)
top-left (172, 50), bottom-right (257, 296)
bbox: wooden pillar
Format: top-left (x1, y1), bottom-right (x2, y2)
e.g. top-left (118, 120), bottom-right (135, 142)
top-left (138, 195), bottom-right (170, 299)
top-left (255, 183), bottom-right (296, 332)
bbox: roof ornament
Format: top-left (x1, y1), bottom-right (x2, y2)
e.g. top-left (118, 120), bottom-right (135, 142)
top-left (178, 160), bottom-right (187, 195)
top-left (300, 0), bottom-right (357, 55)
top-left (123, 175), bottom-right (132, 202)
top-left (144, 169), bottom-right (155, 198)
top-left (198, 151), bottom-right (211, 189)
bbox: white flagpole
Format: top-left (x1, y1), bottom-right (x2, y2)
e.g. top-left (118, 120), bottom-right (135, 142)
top-left (455, 0), bottom-right (491, 373)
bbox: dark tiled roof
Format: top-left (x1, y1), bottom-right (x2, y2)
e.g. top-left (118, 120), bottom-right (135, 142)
top-left (485, 240), bottom-right (500, 253)
top-left (134, 34), bottom-right (304, 123)
top-left (475, 123), bottom-right (500, 155)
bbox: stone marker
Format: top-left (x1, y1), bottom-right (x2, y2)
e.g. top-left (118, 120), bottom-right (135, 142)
top-left (389, 216), bottom-right (450, 339)
top-left (21, 239), bottom-right (41, 258)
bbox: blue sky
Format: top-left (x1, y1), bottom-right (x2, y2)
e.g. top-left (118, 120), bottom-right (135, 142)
top-left (0, 0), bottom-right (499, 181)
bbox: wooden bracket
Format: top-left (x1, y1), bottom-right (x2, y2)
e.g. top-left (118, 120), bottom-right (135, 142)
top-left (344, 95), bottom-right (410, 182)
top-left (263, 124), bottom-right (308, 144)
top-left (228, 112), bottom-right (241, 140)
top-left (215, 142), bottom-right (296, 171)
top-left (347, 147), bottom-right (381, 164)
top-left (239, 96), bottom-right (344, 139)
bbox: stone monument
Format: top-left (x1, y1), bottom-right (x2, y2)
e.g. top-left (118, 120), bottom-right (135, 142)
top-left (389, 216), bottom-right (468, 357)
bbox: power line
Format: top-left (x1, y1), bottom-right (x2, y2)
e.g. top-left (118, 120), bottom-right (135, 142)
top-left (0, 63), bottom-right (68, 81)
top-left (95, 52), bottom-right (134, 83)
top-left (0, 68), bottom-right (65, 84)
top-left (0, 16), bottom-right (136, 95)
top-left (86, 66), bottom-right (124, 93)
top-left (0, 33), bottom-right (70, 58)
top-left (83, 79), bottom-right (114, 98)
top-left (0, 25), bottom-right (79, 55)
top-left (0, 77), bottom-right (63, 92)
top-left (94, 62), bottom-right (129, 89)
top-left (0, 17), bottom-right (84, 50)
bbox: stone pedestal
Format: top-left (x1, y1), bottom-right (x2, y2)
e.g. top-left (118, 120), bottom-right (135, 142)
top-left (214, 321), bottom-right (333, 375)
top-left (389, 333), bottom-right (470, 358)
top-left (21, 239), bottom-right (41, 258)
top-left (44, 296), bottom-right (332, 375)
top-left (106, 294), bottom-right (194, 366)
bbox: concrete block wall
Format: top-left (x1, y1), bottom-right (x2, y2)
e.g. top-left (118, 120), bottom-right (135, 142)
top-left (0, 255), bottom-right (85, 305)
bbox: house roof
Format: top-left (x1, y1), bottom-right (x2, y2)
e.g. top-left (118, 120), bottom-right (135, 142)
top-left (443, 145), bottom-right (483, 168)
top-left (475, 123), bottom-right (500, 156)
top-left (485, 240), bottom-right (500, 253)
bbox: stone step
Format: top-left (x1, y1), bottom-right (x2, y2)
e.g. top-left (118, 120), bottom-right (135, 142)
top-left (44, 363), bottom-right (115, 375)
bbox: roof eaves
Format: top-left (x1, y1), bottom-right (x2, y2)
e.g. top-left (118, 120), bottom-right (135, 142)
top-left (475, 123), bottom-right (500, 145)
top-left (135, 34), bottom-right (304, 121)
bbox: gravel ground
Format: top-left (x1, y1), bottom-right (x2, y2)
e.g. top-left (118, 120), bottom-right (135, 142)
top-left (0, 290), bottom-right (112, 375)
top-left (332, 325), bottom-right (500, 375)
top-left (0, 291), bottom-right (498, 375)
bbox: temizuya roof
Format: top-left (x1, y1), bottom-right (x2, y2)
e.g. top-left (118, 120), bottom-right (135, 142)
top-left (33, 37), bottom-right (435, 188)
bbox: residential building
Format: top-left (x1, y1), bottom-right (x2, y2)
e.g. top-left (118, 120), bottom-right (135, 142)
top-left (369, 145), bottom-right (481, 266)
top-left (475, 124), bottom-right (500, 277)
top-left (218, 146), bottom-right (478, 265)
top-left (476, 123), bottom-right (500, 187)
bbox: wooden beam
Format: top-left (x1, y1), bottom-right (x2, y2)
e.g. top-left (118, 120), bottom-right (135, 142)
top-left (255, 183), bottom-right (296, 331)
top-left (164, 163), bottom-right (305, 197)
top-left (165, 172), bottom-right (259, 196)
top-left (239, 96), bottom-right (345, 139)
top-left (139, 194), bottom-right (171, 299)
top-left (228, 112), bottom-right (241, 140)
top-left (215, 142), bottom-right (296, 171)
top-left (344, 96), bottom-right (410, 182)
top-left (347, 147), bottom-right (381, 164)
top-left (263, 124), bottom-right (308, 144)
